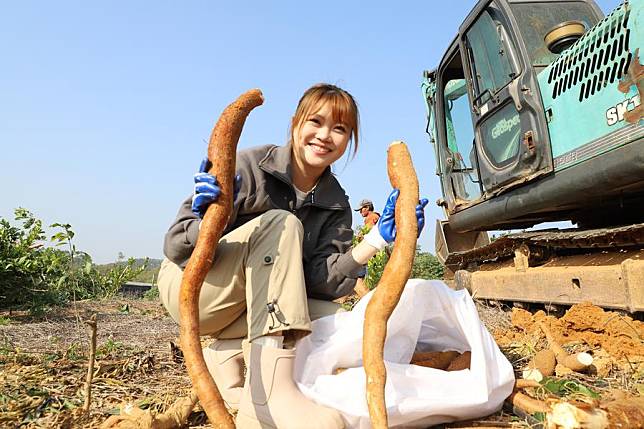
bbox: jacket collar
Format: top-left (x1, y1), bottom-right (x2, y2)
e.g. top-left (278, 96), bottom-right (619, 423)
top-left (259, 145), bottom-right (350, 210)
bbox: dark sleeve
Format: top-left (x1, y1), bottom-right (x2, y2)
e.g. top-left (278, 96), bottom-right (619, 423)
top-left (304, 208), bottom-right (365, 300)
top-left (163, 162), bottom-right (250, 268)
top-left (163, 196), bottom-right (200, 268)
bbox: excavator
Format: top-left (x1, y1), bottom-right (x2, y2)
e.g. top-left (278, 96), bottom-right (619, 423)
top-left (422, 0), bottom-right (643, 312)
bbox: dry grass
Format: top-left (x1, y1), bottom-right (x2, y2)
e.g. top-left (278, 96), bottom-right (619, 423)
top-left (1, 296), bottom-right (640, 428)
top-left (0, 298), bottom-right (207, 428)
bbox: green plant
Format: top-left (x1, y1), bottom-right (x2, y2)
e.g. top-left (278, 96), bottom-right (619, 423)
top-left (541, 377), bottom-right (600, 399)
top-left (0, 316), bottom-right (10, 326)
top-left (64, 343), bottom-right (84, 361)
top-left (143, 286), bottom-right (159, 301)
top-left (352, 224), bottom-right (388, 289)
top-left (97, 337), bottom-right (126, 358)
top-left (365, 249), bottom-right (389, 290)
top-left (0, 208), bottom-right (68, 310)
top-left (411, 250), bottom-right (444, 280)
top-left (352, 224), bottom-right (444, 289)
top-left (0, 208), bottom-right (148, 313)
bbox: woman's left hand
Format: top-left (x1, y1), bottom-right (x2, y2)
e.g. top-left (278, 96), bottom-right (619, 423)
top-left (363, 189), bottom-right (429, 251)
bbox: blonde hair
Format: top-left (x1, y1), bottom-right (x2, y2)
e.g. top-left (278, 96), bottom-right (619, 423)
top-left (289, 83), bottom-right (360, 159)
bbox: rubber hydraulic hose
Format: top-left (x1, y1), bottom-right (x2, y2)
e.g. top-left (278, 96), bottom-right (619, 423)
top-left (179, 89), bottom-right (264, 428)
top-left (363, 141), bottom-right (419, 429)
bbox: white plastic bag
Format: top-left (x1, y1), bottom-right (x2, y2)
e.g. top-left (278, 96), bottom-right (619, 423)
top-left (294, 279), bottom-right (515, 429)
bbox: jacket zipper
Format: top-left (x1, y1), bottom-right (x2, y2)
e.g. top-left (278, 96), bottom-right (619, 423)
top-left (259, 164), bottom-right (343, 211)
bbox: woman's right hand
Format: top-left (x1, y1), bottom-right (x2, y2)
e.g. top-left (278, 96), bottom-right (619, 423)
top-left (192, 158), bottom-right (242, 218)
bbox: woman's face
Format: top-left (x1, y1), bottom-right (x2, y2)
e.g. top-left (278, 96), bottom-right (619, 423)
top-left (292, 101), bottom-right (351, 179)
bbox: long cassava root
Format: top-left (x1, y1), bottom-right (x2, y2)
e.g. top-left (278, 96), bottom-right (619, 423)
top-left (363, 141), bottom-right (419, 429)
top-left (178, 89), bottom-right (263, 428)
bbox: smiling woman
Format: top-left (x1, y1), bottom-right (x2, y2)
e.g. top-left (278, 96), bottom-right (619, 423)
top-left (289, 85), bottom-right (360, 194)
top-left (156, 83), bottom-right (428, 428)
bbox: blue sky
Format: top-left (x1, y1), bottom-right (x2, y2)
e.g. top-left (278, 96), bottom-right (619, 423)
top-left (1, 0), bottom-right (619, 263)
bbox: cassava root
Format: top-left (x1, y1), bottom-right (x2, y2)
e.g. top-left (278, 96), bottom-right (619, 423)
top-left (100, 390), bottom-right (198, 429)
top-left (179, 89), bottom-right (263, 428)
top-left (515, 378), bottom-right (541, 389)
top-left (410, 351), bottom-right (459, 370)
top-left (507, 391), bottom-right (550, 414)
top-left (410, 350), bottom-right (471, 371)
top-left (523, 349), bottom-right (556, 382)
top-left (538, 321), bottom-right (593, 373)
top-left (363, 141), bottom-right (419, 429)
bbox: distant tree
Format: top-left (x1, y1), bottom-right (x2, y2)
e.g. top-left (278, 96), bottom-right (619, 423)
top-left (411, 248), bottom-right (444, 280)
top-left (0, 208), bottom-right (147, 313)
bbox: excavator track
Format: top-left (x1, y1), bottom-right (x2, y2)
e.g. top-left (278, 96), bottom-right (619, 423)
top-left (445, 223), bottom-right (644, 270)
top-left (445, 223), bottom-right (644, 312)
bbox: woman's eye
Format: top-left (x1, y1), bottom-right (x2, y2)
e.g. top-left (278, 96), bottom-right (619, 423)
top-left (335, 125), bottom-right (347, 133)
top-left (308, 118), bottom-right (321, 125)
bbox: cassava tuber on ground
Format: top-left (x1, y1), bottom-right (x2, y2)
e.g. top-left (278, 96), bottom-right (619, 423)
top-left (523, 349), bottom-right (556, 382)
top-left (363, 141), bottom-right (419, 429)
top-left (100, 391), bottom-right (198, 429)
top-left (178, 89), bottom-right (264, 429)
top-left (507, 390), bottom-right (551, 415)
top-left (538, 321), bottom-right (593, 373)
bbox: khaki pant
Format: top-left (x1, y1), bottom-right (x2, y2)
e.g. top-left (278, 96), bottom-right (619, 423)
top-left (158, 209), bottom-right (344, 341)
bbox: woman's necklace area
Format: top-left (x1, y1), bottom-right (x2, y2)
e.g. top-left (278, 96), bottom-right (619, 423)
top-left (294, 182), bottom-right (318, 195)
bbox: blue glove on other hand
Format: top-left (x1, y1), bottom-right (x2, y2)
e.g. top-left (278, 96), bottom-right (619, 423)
top-left (191, 158), bottom-right (242, 218)
top-left (364, 189), bottom-right (429, 250)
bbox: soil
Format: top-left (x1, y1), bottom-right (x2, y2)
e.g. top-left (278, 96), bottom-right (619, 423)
top-left (495, 302), bottom-right (644, 374)
top-left (0, 298), bottom-right (201, 428)
top-left (1, 297), bottom-right (642, 428)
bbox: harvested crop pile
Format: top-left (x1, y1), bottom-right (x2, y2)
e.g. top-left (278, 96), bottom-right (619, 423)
top-left (495, 302), bottom-right (644, 361)
top-left (494, 302), bottom-right (644, 387)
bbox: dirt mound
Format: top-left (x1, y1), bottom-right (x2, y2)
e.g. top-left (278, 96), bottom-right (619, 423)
top-left (495, 302), bottom-right (644, 361)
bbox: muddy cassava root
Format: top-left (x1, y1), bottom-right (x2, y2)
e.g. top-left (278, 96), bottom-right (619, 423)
top-left (363, 141), bottom-right (419, 429)
top-left (538, 321), bottom-right (593, 372)
top-left (179, 89), bottom-right (263, 428)
top-left (410, 351), bottom-right (459, 370)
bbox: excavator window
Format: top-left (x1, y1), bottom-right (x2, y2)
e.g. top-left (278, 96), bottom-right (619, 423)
top-left (464, 6), bottom-right (522, 169)
top-left (478, 102), bottom-right (521, 165)
top-left (466, 9), bottom-right (515, 103)
top-left (442, 73), bottom-right (482, 202)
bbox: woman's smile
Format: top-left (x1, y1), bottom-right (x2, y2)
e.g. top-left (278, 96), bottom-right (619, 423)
top-left (292, 102), bottom-right (351, 178)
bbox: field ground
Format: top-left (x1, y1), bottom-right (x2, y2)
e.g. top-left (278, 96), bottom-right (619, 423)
top-left (1, 294), bottom-right (642, 428)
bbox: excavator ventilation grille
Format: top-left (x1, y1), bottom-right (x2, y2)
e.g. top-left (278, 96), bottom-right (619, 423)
top-left (547, 4), bottom-right (632, 102)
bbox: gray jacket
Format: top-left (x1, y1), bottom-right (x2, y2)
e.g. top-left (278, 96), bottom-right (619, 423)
top-left (163, 144), bottom-right (364, 300)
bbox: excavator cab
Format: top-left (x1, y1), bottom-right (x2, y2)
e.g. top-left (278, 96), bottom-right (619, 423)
top-left (422, 0), bottom-right (642, 251)
top-left (423, 0), bottom-right (644, 310)
top-left (424, 0), bottom-right (603, 216)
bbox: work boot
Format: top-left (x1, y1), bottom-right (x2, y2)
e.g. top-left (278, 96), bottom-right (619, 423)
top-left (202, 338), bottom-right (245, 411)
top-left (236, 343), bottom-right (345, 429)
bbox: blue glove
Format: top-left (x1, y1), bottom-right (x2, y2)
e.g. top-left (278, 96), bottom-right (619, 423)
top-left (364, 189), bottom-right (429, 250)
top-left (191, 158), bottom-right (242, 218)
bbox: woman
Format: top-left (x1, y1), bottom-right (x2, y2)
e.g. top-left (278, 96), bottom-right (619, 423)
top-left (159, 83), bottom-right (427, 429)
